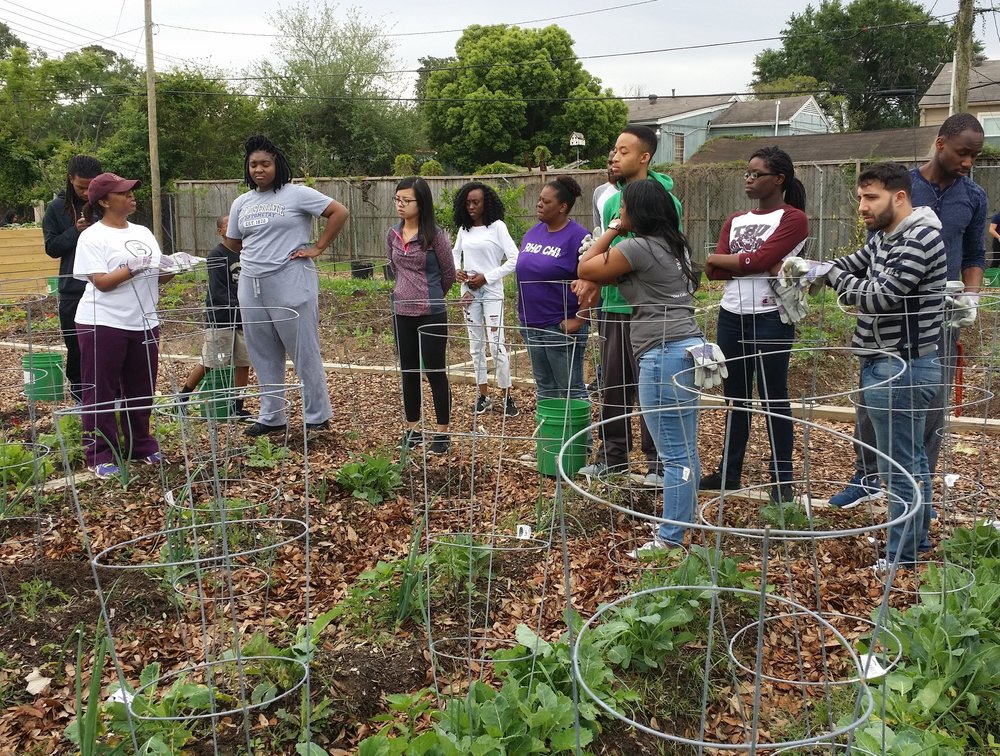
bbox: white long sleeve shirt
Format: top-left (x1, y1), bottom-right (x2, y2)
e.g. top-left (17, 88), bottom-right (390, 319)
top-left (452, 220), bottom-right (520, 296)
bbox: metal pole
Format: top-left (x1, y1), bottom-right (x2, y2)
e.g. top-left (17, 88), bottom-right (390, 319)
top-left (144, 0), bottom-right (163, 245)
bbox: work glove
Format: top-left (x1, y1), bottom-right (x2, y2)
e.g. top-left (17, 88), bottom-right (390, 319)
top-left (772, 277), bottom-right (809, 325)
top-left (159, 253), bottom-right (206, 273)
top-left (577, 226), bottom-right (602, 258)
top-left (781, 256), bottom-right (834, 295)
top-left (686, 342), bottom-right (728, 390)
top-left (945, 284), bottom-right (979, 328)
top-left (125, 254), bottom-right (152, 276)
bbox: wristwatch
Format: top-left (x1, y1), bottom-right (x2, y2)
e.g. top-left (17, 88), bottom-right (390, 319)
top-left (608, 219), bottom-right (622, 232)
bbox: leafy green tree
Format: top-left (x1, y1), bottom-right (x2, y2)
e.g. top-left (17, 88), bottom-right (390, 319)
top-left (0, 22), bottom-right (25, 58)
top-left (424, 24), bottom-right (628, 172)
top-left (250, 1), bottom-right (422, 176)
top-left (393, 153), bottom-right (416, 176)
top-left (418, 158), bottom-right (443, 176)
top-left (752, 0), bottom-right (965, 131)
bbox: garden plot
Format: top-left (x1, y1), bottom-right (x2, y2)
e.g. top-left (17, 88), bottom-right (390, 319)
top-left (0, 270), bottom-right (999, 754)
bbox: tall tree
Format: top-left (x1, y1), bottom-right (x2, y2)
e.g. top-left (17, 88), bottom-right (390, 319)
top-left (423, 24), bottom-right (628, 172)
top-left (248, 1), bottom-right (422, 176)
top-left (752, 0), bottom-right (962, 131)
top-left (0, 22), bottom-right (25, 58)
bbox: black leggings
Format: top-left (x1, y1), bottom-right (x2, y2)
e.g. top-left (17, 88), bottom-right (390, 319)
top-left (394, 311), bottom-right (451, 425)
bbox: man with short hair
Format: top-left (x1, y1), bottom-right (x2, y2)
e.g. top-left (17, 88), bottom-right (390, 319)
top-left (829, 113), bottom-right (987, 507)
top-left (592, 149), bottom-right (618, 233)
top-left (816, 162), bottom-right (947, 568)
top-left (574, 126), bottom-right (681, 485)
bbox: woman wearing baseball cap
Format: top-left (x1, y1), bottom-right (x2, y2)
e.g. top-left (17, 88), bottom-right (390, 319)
top-left (73, 172), bottom-right (176, 478)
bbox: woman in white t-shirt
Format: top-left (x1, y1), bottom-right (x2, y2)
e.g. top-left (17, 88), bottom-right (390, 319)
top-left (702, 147), bottom-right (809, 503)
top-left (451, 182), bottom-right (520, 417)
top-left (73, 173), bottom-right (176, 478)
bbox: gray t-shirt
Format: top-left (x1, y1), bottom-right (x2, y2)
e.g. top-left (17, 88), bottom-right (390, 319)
top-left (227, 183), bottom-right (332, 276)
top-left (617, 236), bottom-right (701, 357)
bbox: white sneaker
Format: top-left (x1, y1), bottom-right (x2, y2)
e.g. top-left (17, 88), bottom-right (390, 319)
top-left (519, 451), bottom-right (535, 462)
top-left (627, 537), bottom-right (677, 560)
top-left (578, 461), bottom-right (608, 478)
top-left (643, 472), bottom-right (664, 487)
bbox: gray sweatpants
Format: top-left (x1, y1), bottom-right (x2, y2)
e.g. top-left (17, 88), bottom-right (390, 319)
top-left (238, 261), bottom-right (332, 426)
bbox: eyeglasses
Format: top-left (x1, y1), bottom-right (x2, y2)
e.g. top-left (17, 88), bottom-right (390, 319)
top-left (393, 196), bottom-right (416, 206)
top-left (744, 171), bottom-right (778, 181)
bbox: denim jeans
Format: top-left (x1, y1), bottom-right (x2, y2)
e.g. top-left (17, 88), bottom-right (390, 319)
top-left (861, 354), bottom-right (940, 564)
top-left (715, 308), bottom-right (794, 484)
top-left (520, 323), bottom-right (589, 400)
top-left (638, 336), bottom-right (703, 545)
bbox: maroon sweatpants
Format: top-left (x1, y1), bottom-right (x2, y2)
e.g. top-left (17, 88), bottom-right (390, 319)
top-left (78, 324), bottom-right (160, 467)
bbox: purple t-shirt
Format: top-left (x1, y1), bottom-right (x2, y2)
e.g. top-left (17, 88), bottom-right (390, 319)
top-left (516, 220), bottom-right (588, 327)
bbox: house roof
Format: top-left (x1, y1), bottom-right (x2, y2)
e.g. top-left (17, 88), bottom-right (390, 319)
top-left (919, 59), bottom-right (1000, 108)
top-left (709, 95), bottom-right (815, 126)
top-left (687, 126), bottom-right (939, 165)
top-left (627, 94), bottom-right (736, 123)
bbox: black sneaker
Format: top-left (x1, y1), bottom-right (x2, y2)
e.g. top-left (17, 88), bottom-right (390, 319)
top-left (699, 471), bottom-right (740, 491)
top-left (586, 379), bottom-right (603, 393)
top-left (305, 420), bottom-right (330, 431)
top-left (399, 429), bottom-right (422, 449)
top-left (426, 434), bottom-right (450, 455)
top-left (503, 395), bottom-right (519, 417)
top-left (233, 408), bottom-right (254, 422)
top-left (474, 395), bottom-right (493, 414)
top-left (245, 422), bottom-right (287, 437)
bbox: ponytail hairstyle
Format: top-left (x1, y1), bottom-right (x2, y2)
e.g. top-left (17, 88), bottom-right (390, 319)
top-left (620, 180), bottom-right (699, 292)
top-left (396, 176), bottom-right (439, 247)
top-left (243, 135), bottom-right (293, 191)
top-left (545, 175), bottom-right (582, 212)
top-left (750, 146), bottom-right (806, 211)
top-left (64, 155), bottom-right (102, 218)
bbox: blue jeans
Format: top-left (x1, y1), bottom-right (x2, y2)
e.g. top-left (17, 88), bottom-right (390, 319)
top-left (861, 354), bottom-right (939, 564)
top-left (520, 324), bottom-right (589, 401)
top-left (715, 308), bottom-right (794, 484)
top-left (638, 337), bottom-right (703, 545)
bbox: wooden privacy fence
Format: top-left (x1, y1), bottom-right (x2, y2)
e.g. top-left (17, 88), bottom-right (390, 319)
top-left (170, 159), bottom-right (1000, 265)
top-left (0, 228), bottom-right (58, 296)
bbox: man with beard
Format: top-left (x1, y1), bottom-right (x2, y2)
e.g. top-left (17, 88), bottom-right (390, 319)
top-left (828, 113), bottom-right (986, 507)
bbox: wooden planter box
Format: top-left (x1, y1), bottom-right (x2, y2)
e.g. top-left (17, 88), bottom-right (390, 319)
top-left (0, 228), bottom-right (58, 298)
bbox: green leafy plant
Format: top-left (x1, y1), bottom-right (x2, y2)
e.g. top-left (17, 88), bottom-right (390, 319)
top-left (0, 441), bottom-right (54, 514)
top-left (4, 578), bottom-right (72, 621)
top-left (760, 498), bottom-right (812, 530)
top-left (335, 452), bottom-right (403, 504)
top-left (246, 436), bottom-right (290, 469)
top-left (39, 413), bottom-right (84, 468)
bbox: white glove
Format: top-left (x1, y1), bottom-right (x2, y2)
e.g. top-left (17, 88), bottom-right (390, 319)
top-left (126, 254), bottom-right (152, 275)
top-left (686, 342), bottom-right (728, 390)
top-left (781, 256), bottom-right (834, 295)
top-left (159, 253), bottom-right (206, 273)
top-left (946, 291), bottom-right (979, 328)
top-left (772, 278), bottom-right (809, 324)
top-left (577, 227), bottom-right (600, 258)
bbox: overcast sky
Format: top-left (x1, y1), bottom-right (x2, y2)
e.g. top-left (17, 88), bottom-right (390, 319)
top-left (4, 0), bottom-right (997, 99)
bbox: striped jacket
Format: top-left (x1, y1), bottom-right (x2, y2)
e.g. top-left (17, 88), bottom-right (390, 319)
top-left (828, 206), bottom-right (947, 358)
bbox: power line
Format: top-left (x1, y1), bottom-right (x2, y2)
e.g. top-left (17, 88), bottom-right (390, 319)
top-left (156, 0), bottom-right (660, 39)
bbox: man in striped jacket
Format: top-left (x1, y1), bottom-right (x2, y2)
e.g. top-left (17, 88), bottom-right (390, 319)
top-left (816, 162), bottom-right (947, 570)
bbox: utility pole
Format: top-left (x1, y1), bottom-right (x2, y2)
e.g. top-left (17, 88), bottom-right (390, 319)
top-left (952, 0), bottom-right (975, 114)
top-left (144, 0), bottom-right (162, 245)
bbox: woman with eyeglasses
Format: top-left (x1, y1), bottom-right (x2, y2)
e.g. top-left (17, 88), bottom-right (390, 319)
top-left (701, 146), bottom-right (808, 503)
top-left (387, 176), bottom-right (457, 455)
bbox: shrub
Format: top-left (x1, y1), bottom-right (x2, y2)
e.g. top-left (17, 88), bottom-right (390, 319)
top-left (392, 154), bottom-right (415, 176)
top-left (475, 161), bottom-right (521, 175)
top-left (418, 159), bottom-right (444, 176)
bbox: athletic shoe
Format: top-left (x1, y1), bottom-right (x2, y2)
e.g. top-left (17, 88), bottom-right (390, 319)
top-left (699, 472), bottom-right (740, 491)
top-left (426, 434), bottom-right (450, 455)
top-left (233, 408), bottom-right (254, 422)
top-left (245, 422), bottom-right (287, 438)
top-left (829, 473), bottom-right (882, 509)
top-left (503, 395), bottom-right (519, 417)
top-left (89, 463), bottom-right (120, 479)
top-left (643, 472), bottom-right (664, 487)
top-left (474, 395), bottom-right (493, 414)
top-left (399, 429), bottom-right (422, 449)
top-left (578, 461), bottom-right (608, 478)
top-left (627, 536), bottom-right (679, 560)
top-left (142, 452), bottom-right (163, 465)
top-left (305, 420), bottom-right (330, 432)
top-left (518, 451), bottom-right (535, 462)
top-left (586, 379), bottom-right (603, 393)
top-left (769, 483), bottom-right (795, 504)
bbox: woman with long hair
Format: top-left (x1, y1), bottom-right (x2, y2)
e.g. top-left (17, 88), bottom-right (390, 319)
top-left (516, 175), bottom-right (590, 401)
top-left (451, 182), bottom-right (520, 417)
top-left (73, 173), bottom-right (176, 477)
top-left (388, 176), bottom-right (457, 454)
top-left (579, 180), bottom-right (704, 553)
top-left (43, 154), bottom-right (103, 403)
top-left (702, 146), bottom-right (809, 503)
top-left (225, 135), bottom-right (349, 437)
